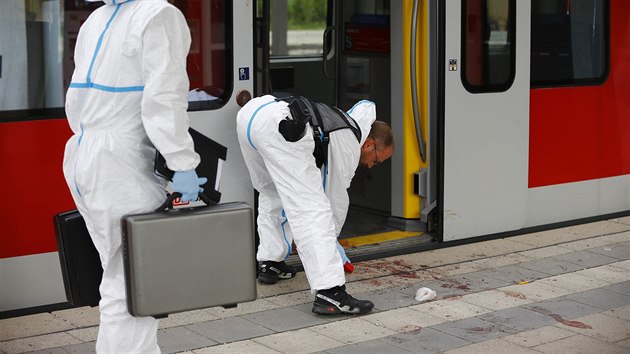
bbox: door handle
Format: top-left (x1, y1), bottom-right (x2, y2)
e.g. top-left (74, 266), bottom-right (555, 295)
top-left (411, 0), bottom-right (427, 162)
top-left (323, 25), bottom-right (336, 79)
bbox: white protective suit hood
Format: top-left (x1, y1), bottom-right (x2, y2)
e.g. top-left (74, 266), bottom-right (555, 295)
top-left (346, 100), bottom-right (377, 146)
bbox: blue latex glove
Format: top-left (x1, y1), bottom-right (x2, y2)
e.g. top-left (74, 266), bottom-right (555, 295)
top-left (172, 169), bottom-right (207, 202)
top-left (336, 241), bottom-right (350, 264)
top-left (337, 241), bottom-right (355, 273)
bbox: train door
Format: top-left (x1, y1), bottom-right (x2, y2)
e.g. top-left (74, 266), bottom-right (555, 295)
top-left (257, 0), bottom-right (395, 237)
top-left (440, 0), bottom-right (531, 241)
top-left (186, 0), bottom-right (254, 206)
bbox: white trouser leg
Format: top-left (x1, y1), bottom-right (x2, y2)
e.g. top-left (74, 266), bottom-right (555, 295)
top-left (257, 189), bottom-right (294, 261)
top-left (237, 114), bottom-right (292, 262)
top-left (96, 246), bottom-right (159, 354)
top-left (67, 169), bottom-right (162, 354)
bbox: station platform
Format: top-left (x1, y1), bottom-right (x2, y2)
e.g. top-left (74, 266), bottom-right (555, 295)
top-left (1, 217), bottom-right (629, 354)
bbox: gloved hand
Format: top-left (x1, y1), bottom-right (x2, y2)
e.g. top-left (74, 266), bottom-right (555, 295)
top-left (172, 169), bottom-right (207, 203)
top-left (337, 241), bottom-right (354, 273)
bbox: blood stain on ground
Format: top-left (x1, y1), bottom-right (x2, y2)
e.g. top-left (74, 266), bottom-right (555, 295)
top-left (500, 290), bottom-right (527, 300)
top-left (529, 306), bottom-right (592, 329)
top-left (362, 259), bottom-right (424, 279)
top-left (440, 282), bottom-right (470, 291)
top-left (549, 314), bottom-right (593, 329)
top-left (467, 326), bottom-right (492, 334)
top-left (399, 325), bottom-right (422, 334)
top-left (392, 259), bottom-right (414, 268)
top-left (396, 272), bottom-right (422, 279)
top-left (368, 279), bottom-right (382, 286)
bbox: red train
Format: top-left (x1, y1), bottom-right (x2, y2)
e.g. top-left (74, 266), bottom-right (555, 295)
top-left (1, 0), bottom-right (627, 317)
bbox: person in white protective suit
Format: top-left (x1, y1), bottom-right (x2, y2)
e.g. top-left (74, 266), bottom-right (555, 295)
top-left (236, 94), bottom-right (394, 315)
top-left (62, 0), bottom-right (205, 352)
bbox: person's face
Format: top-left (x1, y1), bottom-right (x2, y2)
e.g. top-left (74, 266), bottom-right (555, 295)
top-left (359, 138), bottom-right (394, 169)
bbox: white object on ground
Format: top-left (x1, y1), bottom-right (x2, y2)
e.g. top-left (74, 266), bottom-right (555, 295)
top-left (415, 287), bottom-right (437, 302)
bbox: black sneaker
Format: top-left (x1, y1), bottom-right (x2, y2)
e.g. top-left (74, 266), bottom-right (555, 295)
top-left (312, 285), bottom-right (374, 315)
top-left (257, 261), bottom-right (297, 284)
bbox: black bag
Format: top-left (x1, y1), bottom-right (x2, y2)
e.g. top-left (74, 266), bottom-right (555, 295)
top-left (54, 210), bottom-right (102, 307)
top-left (154, 128), bottom-right (227, 204)
top-left (278, 98), bottom-right (312, 142)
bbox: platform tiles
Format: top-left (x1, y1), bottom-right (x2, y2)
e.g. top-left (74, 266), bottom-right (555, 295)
top-left (1, 217), bottom-right (629, 354)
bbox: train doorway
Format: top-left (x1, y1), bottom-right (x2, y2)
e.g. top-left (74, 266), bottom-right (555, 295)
top-left (255, 0), bottom-right (403, 245)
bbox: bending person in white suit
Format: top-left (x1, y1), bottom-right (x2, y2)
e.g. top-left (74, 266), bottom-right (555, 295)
top-left (236, 94), bottom-right (394, 315)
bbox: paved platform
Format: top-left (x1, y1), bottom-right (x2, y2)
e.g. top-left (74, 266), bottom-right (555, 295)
top-left (1, 217), bottom-right (630, 354)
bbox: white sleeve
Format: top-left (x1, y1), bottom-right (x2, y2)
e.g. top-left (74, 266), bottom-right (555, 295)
top-left (325, 129), bottom-right (361, 237)
top-left (140, 6), bottom-right (200, 171)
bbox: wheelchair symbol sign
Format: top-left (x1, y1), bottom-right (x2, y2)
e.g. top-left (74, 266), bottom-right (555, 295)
top-left (239, 67), bottom-right (250, 81)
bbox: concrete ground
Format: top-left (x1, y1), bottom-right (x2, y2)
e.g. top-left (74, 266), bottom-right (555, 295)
top-left (1, 217), bottom-right (629, 354)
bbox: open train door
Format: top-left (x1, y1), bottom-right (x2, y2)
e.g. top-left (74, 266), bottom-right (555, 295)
top-left (440, 0), bottom-right (530, 241)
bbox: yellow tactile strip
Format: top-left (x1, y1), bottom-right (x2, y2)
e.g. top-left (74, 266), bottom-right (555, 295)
top-left (339, 230), bottom-right (422, 248)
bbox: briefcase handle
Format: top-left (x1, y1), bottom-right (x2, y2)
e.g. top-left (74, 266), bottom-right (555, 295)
top-left (155, 192), bottom-right (215, 212)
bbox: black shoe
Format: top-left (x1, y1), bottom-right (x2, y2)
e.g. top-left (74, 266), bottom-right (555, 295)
top-left (257, 261), bottom-right (297, 285)
top-left (312, 285), bottom-right (374, 315)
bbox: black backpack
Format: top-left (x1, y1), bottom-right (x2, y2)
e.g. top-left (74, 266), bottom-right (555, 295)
top-left (276, 95), bottom-right (362, 168)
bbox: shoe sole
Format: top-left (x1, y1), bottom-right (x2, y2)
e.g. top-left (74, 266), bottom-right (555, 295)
top-left (312, 302), bottom-right (373, 315)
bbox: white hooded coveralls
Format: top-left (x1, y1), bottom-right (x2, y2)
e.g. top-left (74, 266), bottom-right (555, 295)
top-left (236, 95), bottom-right (376, 291)
top-left (62, 0), bottom-right (198, 352)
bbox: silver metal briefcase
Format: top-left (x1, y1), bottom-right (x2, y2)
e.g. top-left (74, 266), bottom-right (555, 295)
top-left (122, 199), bottom-right (257, 318)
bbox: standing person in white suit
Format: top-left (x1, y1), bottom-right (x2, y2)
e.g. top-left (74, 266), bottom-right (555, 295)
top-left (236, 94), bottom-right (394, 315)
top-left (62, 0), bottom-right (205, 352)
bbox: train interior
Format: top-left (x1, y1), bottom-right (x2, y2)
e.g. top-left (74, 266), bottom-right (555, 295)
top-left (256, 0), bottom-right (430, 263)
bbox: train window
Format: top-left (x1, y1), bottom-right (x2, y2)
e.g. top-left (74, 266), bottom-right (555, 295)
top-left (268, 0), bottom-right (329, 57)
top-left (0, 0), bottom-right (231, 121)
top-left (176, 0), bottom-right (233, 111)
top-left (530, 0), bottom-right (608, 87)
top-left (461, 0), bottom-right (516, 93)
top-left (0, 0), bottom-right (88, 116)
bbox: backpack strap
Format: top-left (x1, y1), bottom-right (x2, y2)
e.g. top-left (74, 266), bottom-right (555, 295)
top-left (274, 94), bottom-right (361, 168)
top-left (302, 99), bottom-right (330, 168)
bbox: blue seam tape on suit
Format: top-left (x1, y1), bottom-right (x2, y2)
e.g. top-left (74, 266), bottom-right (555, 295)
top-left (69, 82), bottom-right (144, 92)
top-left (246, 100), bottom-right (276, 149)
top-left (87, 4), bottom-right (122, 83)
top-left (72, 3), bottom-right (143, 93)
top-left (281, 209), bottom-right (291, 259)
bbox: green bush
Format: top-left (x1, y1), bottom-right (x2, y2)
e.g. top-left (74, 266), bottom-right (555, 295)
top-left (288, 0), bottom-right (326, 29)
